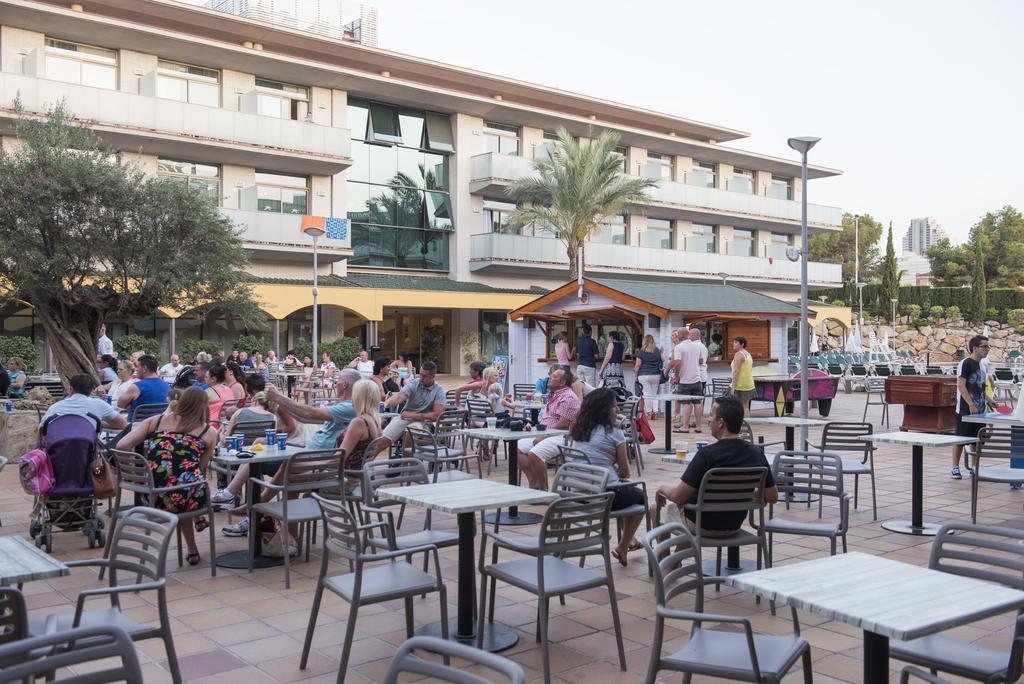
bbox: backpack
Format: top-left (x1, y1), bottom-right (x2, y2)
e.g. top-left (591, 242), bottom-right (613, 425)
top-left (18, 449), bottom-right (55, 497)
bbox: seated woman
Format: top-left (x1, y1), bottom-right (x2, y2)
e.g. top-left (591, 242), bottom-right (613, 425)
top-left (5, 357), bottom-right (26, 398)
top-left (370, 357), bottom-right (400, 400)
top-left (116, 386), bottom-right (213, 566)
top-left (452, 361), bottom-right (487, 405)
top-left (392, 352), bottom-right (415, 387)
top-left (569, 388), bottom-right (646, 566)
top-left (97, 354), bottom-right (119, 389)
top-left (106, 361), bottom-right (135, 404)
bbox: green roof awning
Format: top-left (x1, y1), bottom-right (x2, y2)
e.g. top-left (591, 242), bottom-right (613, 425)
top-left (249, 274), bottom-right (544, 296)
top-left (589, 278), bottom-right (801, 316)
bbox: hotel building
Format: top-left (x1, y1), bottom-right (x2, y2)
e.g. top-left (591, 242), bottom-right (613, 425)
top-left (0, 0), bottom-right (843, 372)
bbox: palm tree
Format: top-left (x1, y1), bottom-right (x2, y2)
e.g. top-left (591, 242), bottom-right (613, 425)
top-left (504, 128), bottom-right (657, 278)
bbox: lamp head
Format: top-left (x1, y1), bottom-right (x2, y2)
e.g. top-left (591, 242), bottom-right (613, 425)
top-left (717, 271), bottom-right (730, 284)
top-left (303, 226), bottom-right (325, 238)
top-left (787, 136), bottom-right (821, 154)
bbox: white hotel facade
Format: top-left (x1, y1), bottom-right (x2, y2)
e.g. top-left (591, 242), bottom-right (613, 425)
top-left (0, 0), bottom-right (843, 373)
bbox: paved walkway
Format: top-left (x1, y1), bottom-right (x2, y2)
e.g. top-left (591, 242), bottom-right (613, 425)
top-left (2, 386), bottom-right (1018, 682)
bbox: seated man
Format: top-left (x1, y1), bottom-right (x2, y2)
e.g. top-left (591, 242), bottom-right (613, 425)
top-left (652, 395), bottom-right (777, 537)
top-left (518, 366), bottom-right (581, 490)
top-left (40, 374), bottom-right (127, 431)
top-left (378, 361), bottom-right (446, 457)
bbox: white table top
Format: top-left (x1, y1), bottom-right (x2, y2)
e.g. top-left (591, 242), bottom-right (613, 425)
top-left (962, 412), bottom-right (1024, 426)
top-left (745, 416), bottom-right (828, 427)
top-left (455, 426), bottom-right (568, 442)
top-left (213, 443), bottom-right (307, 465)
top-left (661, 455), bottom-right (693, 465)
top-left (646, 393), bottom-right (705, 402)
top-left (856, 431), bottom-right (978, 447)
top-left (726, 552), bottom-right (1024, 641)
top-left (382, 479), bottom-right (559, 514)
top-left (514, 401), bottom-right (545, 409)
top-left (0, 535), bottom-right (70, 585)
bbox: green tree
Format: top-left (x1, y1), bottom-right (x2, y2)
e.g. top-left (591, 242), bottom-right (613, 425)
top-left (880, 222), bottom-right (902, 321)
top-left (806, 212), bottom-right (884, 282)
top-left (926, 237), bottom-right (973, 286)
top-left (505, 128), bottom-right (656, 278)
top-left (971, 237), bottom-right (987, 322)
top-left (970, 206), bottom-right (1024, 287)
top-left (0, 102), bottom-right (260, 380)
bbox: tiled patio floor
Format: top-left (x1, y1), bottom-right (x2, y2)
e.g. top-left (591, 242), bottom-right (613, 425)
top-left (3, 386), bottom-right (1020, 682)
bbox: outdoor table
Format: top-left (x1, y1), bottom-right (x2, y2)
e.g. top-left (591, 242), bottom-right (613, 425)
top-left (384, 479), bottom-right (558, 651)
top-left (726, 551), bottom-right (1024, 683)
top-left (643, 393), bottom-right (705, 455)
top-left (963, 411), bottom-right (1024, 474)
top-left (212, 444), bottom-right (306, 569)
top-left (856, 431), bottom-right (977, 535)
top-left (745, 416), bottom-right (827, 504)
top-left (513, 400), bottom-right (544, 425)
top-left (0, 534), bottom-right (69, 587)
top-left (454, 426), bottom-right (567, 525)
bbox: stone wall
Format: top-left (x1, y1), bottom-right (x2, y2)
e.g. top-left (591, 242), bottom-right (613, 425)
top-left (821, 318), bottom-right (1023, 362)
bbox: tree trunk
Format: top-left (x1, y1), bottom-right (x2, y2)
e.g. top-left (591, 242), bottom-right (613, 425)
top-left (567, 246), bottom-right (578, 280)
top-left (33, 303), bottom-right (101, 382)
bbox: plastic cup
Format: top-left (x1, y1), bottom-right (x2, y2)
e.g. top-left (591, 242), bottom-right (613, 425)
top-left (277, 433), bottom-right (287, 450)
top-left (675, 442), bottom-right (689, 459)
top-left (264, 429), bottom-right (276, 447)
top-left (485, 417), bottom-right (497, 430)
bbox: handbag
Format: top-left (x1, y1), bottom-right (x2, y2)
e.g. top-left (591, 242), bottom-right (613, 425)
top-left (90, 454), bottom-right (118, 499)
top-left (636, 410), bottom-right (656, 445)
top-left (260, 518), bottom-right (298, 558)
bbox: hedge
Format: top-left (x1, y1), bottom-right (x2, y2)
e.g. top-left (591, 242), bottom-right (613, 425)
top-left (0, 336), bottom-right (40, 372)
top-left (291, 337), bottom-right (363, 367)
top-left (114, 334), bottom-right (161, 360)
top-left (818, 285), bottom-right (1024, 321)
top-left (178, 339), bottom-right (220, 364)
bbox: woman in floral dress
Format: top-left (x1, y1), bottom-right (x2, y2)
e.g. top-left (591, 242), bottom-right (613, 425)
top-left (116, 386), bottom-right (213, 566)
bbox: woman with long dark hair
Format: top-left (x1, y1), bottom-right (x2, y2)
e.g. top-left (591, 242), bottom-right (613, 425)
top-left (569, 387), bottom-right (645, 565)
top-left (597, 330), bottom-right (625, 388)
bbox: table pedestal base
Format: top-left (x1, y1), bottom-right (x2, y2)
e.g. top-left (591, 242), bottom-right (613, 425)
top-left (649, 447), bottom-right (674, 455)
top-left (215, 549), bottom-right (284, 569)
top-left (863, 630), bottom-right (889, 683)
top-left (702, 558), bottom-right (759, 576)
top-left (415, 619), bottom-right (519, 653)
top-left (783, 492), bottom-right (821, 504)
top-left (484, 511), bottom-right (543, 526)
top-left (881, 519), bottom-right (941, 537)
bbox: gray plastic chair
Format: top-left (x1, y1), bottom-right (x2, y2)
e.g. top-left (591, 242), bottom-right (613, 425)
top-left (0, 587), bottom-right (28, 667)
top-left (764, 451), bottom-right (850, 565)
top-left (299, 494), bottom-right (448, 683)
top-left (478, 492), bottom-right (626, 683)
top-left (433, 412), bottom-right (482, 476)
top-left (129, 402), bottom-right (167, 422)
top-left (32, 507), bottom-right (182, 684)
top-left (641, 522), bottom-right (812, 684)
top-left (863, 376), bottom-right (890, 427)
top-left (900, 667), bottom-right (952, 684)
top-left (971, 427), bottom-right (1024, 523)
top-left (0, 624), bottom-right (143, 683)
top-left (807, 421), bottom-right (877, 520)
top-left (408, 424), bottom-right (479, 483)
top-left (383, 635), bottom-right (525, 684)
top-left (891, 523), bottom-right (1024, 682)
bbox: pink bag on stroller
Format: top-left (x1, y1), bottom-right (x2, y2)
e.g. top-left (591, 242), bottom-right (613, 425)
top-left (18, 449), bottom-right (55, 497)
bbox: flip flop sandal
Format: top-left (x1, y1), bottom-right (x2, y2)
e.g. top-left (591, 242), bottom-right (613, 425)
top-left (187, 552), bottom-right (200, 566)
top-left (611, 548), bottom-right (628, 567)
top-left (673, 427), bottom-right (690, 433)
top-left (195, 517), bottom-right (209, 532)
top-left (626, 539), bottom-right (643, 552)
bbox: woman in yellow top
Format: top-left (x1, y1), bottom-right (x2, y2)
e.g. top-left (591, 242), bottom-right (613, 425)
top-left (730, 335), bottom-right (756, 416)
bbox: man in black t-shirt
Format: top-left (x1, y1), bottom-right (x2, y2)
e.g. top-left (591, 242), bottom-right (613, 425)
top-left (951, 334), bottom-right (994, 479)
top-left (575, 324), bottom-right (599, 387)
top-left (653, 396), bottom-right (777, 535)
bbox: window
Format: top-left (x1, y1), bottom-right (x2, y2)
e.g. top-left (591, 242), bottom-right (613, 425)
top-left (483, 122), bottom-right (519, 156)
top-left (688, 161), bottom-right (716, 188)
top-left (615, 146), bottom-right (628, 173)
top-left (730, 229), bottom-right (756, 257)
top-left (44, 38), bottom-right (117, 89)
top-left (480, 311), bottom-right (509, 359)
top-left (157, 158), bottom-right (220, 203)
top-left (640, 217), bottom-right (673, 249)
top-left (484, 201), bottom-right (531, 236)
top-left (424, 112), bottom-right (454, 152)
top-left (368, 102), bottom-right (403, 144)
top-left (767, 233), bottom-right (791, 259)
top-left (687, 224), bottom-right (716, 253)
top-left (157, 60), bottom-right (219, 107)
top-left (731, 168), bottom-right (755, 194)
top-left (646, 152), bottom-right (673, 180)
top-left (592, 216), bottom-right (626, 245)
top-left (767, 175), bottom-right (793, 200)
top-left (256, 171), bottom-right (308, 214)
top-left (350, 224), bottom-right (450, 270)
top-left (254, 77), bottom-right (309, 120)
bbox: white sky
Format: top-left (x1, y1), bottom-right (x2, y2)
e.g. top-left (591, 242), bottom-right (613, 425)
top-left (186, 0), bottom-right (1023, 245)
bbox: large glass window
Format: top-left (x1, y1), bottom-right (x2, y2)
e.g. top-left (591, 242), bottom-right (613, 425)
top-left (483, 122), bottom-right (519, 156)
top-left (347, 99), bottom-right (454, 270)
top-left (688, 161), bottom-right (716, 188)
top-left (767, 233), bottom-right (791, 259)
top-left (481, 311), bottom-right (509, 359)
top-left (615, 146), bottom-right (628, 173)
top-left (157, 158), bottom-right (220, 203)
top-left (44, 38), bottom-right (117, 89)
top-left (730, 229), bottom-right (756, 257)
top-left (767, 175), bottom-right (793, 200)
top-left (592, 216), bottom-right (626, 245)
top-left (485, 200), bottom-right (539, 236)
top-left (157, 60), bottom-right (219, 107)
top-left (731, 168), bottom-right (755, 194)
top-left (254, 77), bottom-right (309, 120)
top-left (646, 152), bottom-right (673, 180)
top-left (687, 224), bottom-right (717, 253)
top-left (256, 171), bottom-right (308, 214)
top-left (640, 217), bottom-right (673, 249)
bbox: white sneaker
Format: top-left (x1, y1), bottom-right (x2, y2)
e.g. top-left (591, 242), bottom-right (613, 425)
top-left (210, 489), bottom-right (237, 506)
top-left (222, 517), bottom-right (249, 537)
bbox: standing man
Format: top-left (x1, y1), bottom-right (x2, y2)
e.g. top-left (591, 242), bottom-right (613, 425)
top-left (671, 328), bottom-right (705, 434)
top-left (378, 361), bottom-right (446, 457)
top-left (117, 355), bottom-right (169, 421)
top-left (518, 366), bottom-right (581, 490)
top-left (97, 324), bottom-right (114, 357)
top-left (575, 324), bottom-right (599, 388)
top-left (951, 335), bottom-right (994, 479)
top-left (691, 328), bottom-right (710, 397)
top-left (159, 354), bottom-right (182, 381)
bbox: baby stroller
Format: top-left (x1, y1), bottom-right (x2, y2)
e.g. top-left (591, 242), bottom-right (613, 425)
top-left (29, 413), bottom-right (105, 552)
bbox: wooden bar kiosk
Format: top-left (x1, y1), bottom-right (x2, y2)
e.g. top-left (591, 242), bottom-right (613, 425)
top-left (885, 375), bottom-right (958, 433)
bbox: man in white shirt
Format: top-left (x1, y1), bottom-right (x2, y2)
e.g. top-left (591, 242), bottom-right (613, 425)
top-left (690, 328), bottom-right (710, 395)
top-left (159, 354), bottom-right (182, 380)
top-left (40, 374), bottom-right (127, 430)
top-left (96, 324), bottom-right (113, 357)
top-left (670, 328), bottom-right (707, 434)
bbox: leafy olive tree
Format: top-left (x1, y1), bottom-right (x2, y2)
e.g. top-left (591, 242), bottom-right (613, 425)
top-left (0, 102), bottom-right (260, 380)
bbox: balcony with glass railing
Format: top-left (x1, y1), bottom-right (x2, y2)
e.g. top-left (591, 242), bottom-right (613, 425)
top-left (0, 72), bottom-right (351, 175)
top-left (221, 208), bottom-right (351, 262)
top-left (470, 232), bottom-right (842, 288)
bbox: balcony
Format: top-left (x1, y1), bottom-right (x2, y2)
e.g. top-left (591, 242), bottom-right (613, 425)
top-left (469, 233), bottom-right (842, 289)
top-left (0, 73), bottom-right (351, 175)
top-left (468, 152), bottom-right (842, 232)
top-left (222, 208), bottom-right (352, 263)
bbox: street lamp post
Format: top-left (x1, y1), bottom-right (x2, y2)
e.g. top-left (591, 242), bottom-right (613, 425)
top-left (857, 282), bottom-right (867, 324)
top-left (891, 298), bottom-right (899, 327)
top-left (788, 135), bottom-right (821, 450)
top-left (854, 214), bottom-right (860, 293)
top-left (303, 224), bottom-right (326, 369)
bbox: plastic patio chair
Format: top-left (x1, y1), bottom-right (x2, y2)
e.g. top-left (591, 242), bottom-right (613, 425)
top-left (807, 422), bottom-right (878, 520)
top-left (0, 624), bottom-right (144, 683)
top-left (383, 635), bottom-right (525, 684)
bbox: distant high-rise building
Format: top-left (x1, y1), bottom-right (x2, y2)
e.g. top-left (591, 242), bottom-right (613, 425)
top-left (204, 0), bottom-right (378, 46)
top-left (902, 217), bottom-right (946, 255)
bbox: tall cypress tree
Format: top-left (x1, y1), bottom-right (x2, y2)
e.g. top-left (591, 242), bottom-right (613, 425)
top-left (972, 237), bottom-right (987, 321)
top-left (880, 221), bottom-right (901, 321)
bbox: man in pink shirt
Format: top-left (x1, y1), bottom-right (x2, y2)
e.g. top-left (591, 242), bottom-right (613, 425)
top-left (670, 328), bottom-right (706, 433)
top-left (518, 367), bottom-right (581, 489)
